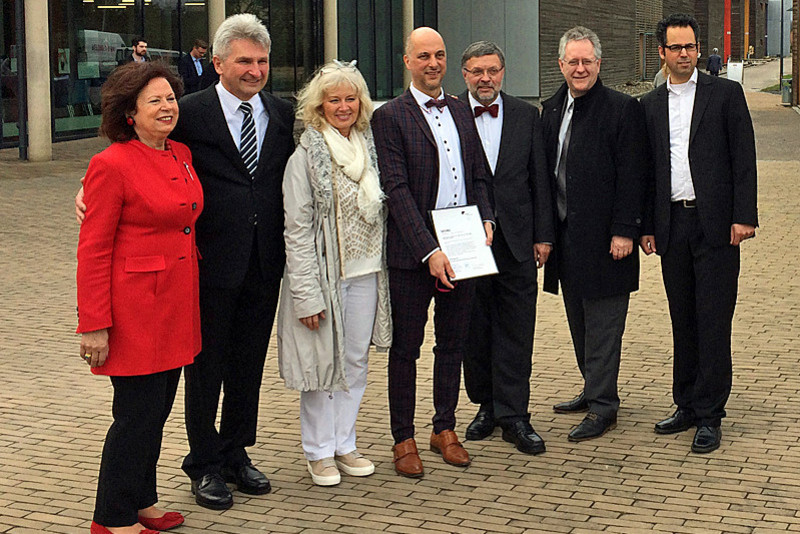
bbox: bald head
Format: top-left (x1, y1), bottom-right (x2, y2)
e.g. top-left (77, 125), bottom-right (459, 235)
top-left (404, 27), bottom-right (447, 97)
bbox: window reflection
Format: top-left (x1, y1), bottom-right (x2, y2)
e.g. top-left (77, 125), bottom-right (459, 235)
top-left (1, 0), bottom-right (19, 147)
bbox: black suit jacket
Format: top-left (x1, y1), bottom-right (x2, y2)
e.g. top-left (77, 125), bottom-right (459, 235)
top-left (540, 80), bottom-right (647, 299)
top-left (171, 85), bottom-right (295, 288)
top-left (640, 72), bottom-right (758, 254)
top-left (372, 89), bottom-right (493, 270)
top-left (178, 54), bottom-right (218, 95)
top-left (458, 91), bottom-right (555, 266)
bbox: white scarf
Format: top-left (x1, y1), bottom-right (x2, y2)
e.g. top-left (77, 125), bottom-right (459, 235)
top-left (320, 125), bottom-right (384, 223)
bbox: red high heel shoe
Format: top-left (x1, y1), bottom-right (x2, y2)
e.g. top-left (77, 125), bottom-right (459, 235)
top-left (138, 512), bottom-right (184, 531)
top-left (90, 521), bottom-right (160, 533)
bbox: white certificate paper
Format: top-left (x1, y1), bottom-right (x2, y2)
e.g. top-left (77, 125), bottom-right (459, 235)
top-left (430, 205), bottom-right (498, 281)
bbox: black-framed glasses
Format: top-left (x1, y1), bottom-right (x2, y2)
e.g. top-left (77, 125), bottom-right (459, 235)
top-left (664, 43), bottom-right (698, 53)
top-left (462, 66), bottom-right (504, 78)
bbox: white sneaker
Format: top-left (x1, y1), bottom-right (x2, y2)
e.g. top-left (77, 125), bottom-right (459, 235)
top-left (334, 451), bottom-right (375, 476)
top-left (307, 457), bottom-right (341, 486)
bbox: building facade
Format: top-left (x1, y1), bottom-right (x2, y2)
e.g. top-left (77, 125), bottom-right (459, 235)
top-left (3, 0), bottom-right (782, 160)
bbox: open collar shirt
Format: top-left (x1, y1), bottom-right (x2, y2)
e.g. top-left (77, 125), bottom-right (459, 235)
top-left (667, 68), bottom-right (698, 201)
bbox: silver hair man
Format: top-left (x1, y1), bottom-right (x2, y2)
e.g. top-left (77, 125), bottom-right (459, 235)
top-left (558, 26), bottom-right (602, 60)
top-left (213, 13), bottom-right (272, 60)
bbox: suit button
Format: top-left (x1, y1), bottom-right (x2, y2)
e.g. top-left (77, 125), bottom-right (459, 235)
top-left (184, 227), bottom-right (191, 234)
top-left (636, 217), bottom-right (642, 224)
top-left (192, 202), bottom-right (197, 210)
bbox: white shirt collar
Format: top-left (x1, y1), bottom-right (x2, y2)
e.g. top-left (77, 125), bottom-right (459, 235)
top-left (410, 83), bottom-right (445, 111)
top-left (467, 92), bottom-right (503, 114)
top-left (667, 68), bottom-right (699, 95)
top-left (215, 82), bottom-right (265, 119)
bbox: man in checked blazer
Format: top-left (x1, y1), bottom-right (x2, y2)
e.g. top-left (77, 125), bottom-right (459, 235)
top-left (456, 41), bottom-right (555, 456)
top-left (372, 27), bottom-right (494, 478)
top-left (171, 14), bottom-right (295, 508)
top-left (640, 13), bottom-right (758, 454)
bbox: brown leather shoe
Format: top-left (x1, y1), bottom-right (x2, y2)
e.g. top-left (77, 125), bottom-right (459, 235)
top-left (430, 429), bottom-right (471, 466)
top-left (392, 438), bottom-right (424, 478)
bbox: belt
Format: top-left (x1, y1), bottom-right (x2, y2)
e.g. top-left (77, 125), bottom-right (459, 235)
top-left (672, 199), bottom-right (697, 208)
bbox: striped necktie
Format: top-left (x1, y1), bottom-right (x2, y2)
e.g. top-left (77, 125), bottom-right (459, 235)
top-left (239, 102), bottom-right (258, 178)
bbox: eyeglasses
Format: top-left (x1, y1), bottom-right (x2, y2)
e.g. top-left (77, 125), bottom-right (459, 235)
top-left (462, 66), bottom-right (504, 78)
top-left (320, 59), bottom-right (358, 74)
top-left (564, 58), bottom-right (598, 68)
top-left (664, 43), bottom-right (698, 53)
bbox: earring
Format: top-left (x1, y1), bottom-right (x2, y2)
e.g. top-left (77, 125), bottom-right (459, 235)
top-left (126, 116), bottom-right (134, 126)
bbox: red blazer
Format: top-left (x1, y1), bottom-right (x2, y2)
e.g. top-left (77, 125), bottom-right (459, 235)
top-left (77, 140), bottom-right (204, 376)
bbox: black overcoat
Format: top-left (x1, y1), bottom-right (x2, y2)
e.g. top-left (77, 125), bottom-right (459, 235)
top-left (541, 79), bottom-right (648, 299)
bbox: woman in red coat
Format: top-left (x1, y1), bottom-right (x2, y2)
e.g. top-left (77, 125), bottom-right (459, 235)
top-left (77, 62), bottom-right (203, 534)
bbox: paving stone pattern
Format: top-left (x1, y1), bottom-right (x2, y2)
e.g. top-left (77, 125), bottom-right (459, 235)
top-left (0, 88), bottom-right (798, 533)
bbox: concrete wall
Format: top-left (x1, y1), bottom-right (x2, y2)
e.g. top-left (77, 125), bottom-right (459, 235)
top-left (438, 0), bottom-right (540, 98)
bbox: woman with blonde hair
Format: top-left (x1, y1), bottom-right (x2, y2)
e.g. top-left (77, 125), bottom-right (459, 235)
top-left (278, 60), bottom-right (391, 486)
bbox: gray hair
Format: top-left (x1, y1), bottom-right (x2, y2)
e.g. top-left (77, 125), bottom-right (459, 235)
top-left (461, 41), bottom-right (505, 68)
top-left (213, 13), bottom-right (271, 61)
top-left (713, 47), bottom-right (719, 53)
top-left (558, 26), bottom-right (602, 60)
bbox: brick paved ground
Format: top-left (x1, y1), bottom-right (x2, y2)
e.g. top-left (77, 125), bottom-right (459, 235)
top-left (1, 68), bottom-right (799, 532)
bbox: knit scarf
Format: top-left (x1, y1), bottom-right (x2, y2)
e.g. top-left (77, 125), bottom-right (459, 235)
top-left (320, 125), bottom-right (384, 224)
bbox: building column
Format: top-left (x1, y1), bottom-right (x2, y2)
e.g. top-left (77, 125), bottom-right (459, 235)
top-left (323, 0), bottom-right (337, 62)
top-left (24, 0), bottom-right (51, 161)
top-left (403, 0), bottom-right (414, 88)
top-left (208, 0), bottom-right (225, 44)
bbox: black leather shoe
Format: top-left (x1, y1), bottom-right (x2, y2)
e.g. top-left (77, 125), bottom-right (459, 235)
top-left (191, 473), bottom-right (233, 510)
top-left (501, 420), bottom-right (546, 455)
top-left (222, 463), bottom-right (272, 495)
top-left (568, 412), bottom-right (617, 442)
top-left (553, 391), bottom-right (589, 414)
top-left (654, 408), bottom-right (696, 435)
top-left (691, 425), bottom-right (721, 453)
top-left (465, 408), bottom-right (496, 441)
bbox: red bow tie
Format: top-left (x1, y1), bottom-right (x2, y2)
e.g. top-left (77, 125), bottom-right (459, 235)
top-left (425, 98), bottom-right (447, 110)
top-left (474, 104), bottom-right (499, 118)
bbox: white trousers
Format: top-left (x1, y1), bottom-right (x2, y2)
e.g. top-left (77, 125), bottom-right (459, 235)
top-left (300, 273), bottom-right (378, 461)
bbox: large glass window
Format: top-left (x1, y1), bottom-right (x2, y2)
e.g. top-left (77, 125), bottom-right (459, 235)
top-left (338, 0), bottom-right (404, 99)
top-left (225, 0), bottom-right (323, 98)
top-left (48, 0), bottom-right (208, 141)
top-left (1, 0), bottom-right (19, 148)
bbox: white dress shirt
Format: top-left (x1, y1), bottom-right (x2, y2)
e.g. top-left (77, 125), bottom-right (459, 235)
top-left (468, 92), bottom-right (503, 174)
top-left (215, 82), bottom-right (269, 160)
top-left (667, 68), bottom-right (698, 201)
top-left (409, 83), bottom-right (467, 210)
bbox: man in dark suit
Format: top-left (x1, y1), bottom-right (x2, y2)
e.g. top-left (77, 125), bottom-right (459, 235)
top-left (372, 27), bottom-right (494, 478)
top-left (456, 41), bottom-right (555, 455)
top-left (171, 13), bottom-right (295, 508)
top-left (541, 26), bottom-right (647, 442)
top-left (178, 39), bottom-right (218, 95)
top-left (640, 13), bottom-right (757, 454)
top-left (118, 38), bottom-right (148, 65)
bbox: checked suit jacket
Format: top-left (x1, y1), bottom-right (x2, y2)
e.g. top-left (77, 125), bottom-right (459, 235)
top-left (372, 89), bottom-right (494, 270)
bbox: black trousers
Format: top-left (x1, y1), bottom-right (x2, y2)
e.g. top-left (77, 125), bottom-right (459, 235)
top-left (93, 368), bottom-right (181, 527)
top-left (559, 225), bottom-right (630, 419)
top-left (661, 203), bottom-right (739, 426)
top-left (464, 226), bottom-right (538, 424)
top-left (182, 241), bottom-right (281, 480)
top-left (387, 266), bottom-right (475, 443)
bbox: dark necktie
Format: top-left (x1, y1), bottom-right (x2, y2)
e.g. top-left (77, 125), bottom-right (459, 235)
top-left (556, 101), bottom-right (573, 222)
top-left (474, 104), bottom-right (499, 118)
top-left (425, 98), bottom-right (447, 110)
top-left (238, 102), bottom-right (258, 178)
